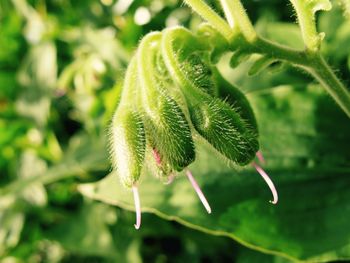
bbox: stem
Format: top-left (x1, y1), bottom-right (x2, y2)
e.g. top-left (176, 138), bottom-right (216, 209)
top-left (307, 55), bottom-right (350, 117)
top-left (184, 0), bottom-right (350, 117)
top-left (289, 0), bottom-right (319, 52)
top-left (219, 0), bottom-right (256, 42)
top-left (183, 0), bottom-right (232, 40)
top-left (288, 0), bottom-right (331, 52)
top-left (238, 37), bottom-right (350, 117)
top-left (248, 37), bottom-right (309, 66)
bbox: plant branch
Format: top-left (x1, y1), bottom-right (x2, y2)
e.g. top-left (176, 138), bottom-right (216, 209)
top-left (245, 37), bottom-right (350, 117)
top-left (307, 55), bottom-right (350, 117)
top-left (219, 0), bottom-right (256, 42)
top-left (183, 0), bottom-right (350, 117)
top-left (183, 0), bottom-right (232, 40)
top-left (288, 0), bottom-right (331, 52)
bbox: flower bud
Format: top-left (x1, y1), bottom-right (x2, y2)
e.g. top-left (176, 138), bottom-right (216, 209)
top-left (189, 93), bottom-right (258, 165)
top-left (161, 28), bottom-right (258, 165)
top-left (110, 58), bottom-right (146, 188)
top-left (111, 108), bottom-right (146, 188)
top-left (137, 32), bottom-right (196, 173)
top-left (181, 52), bottom-right (217, 96)
top-left (212, 68), bottom-right (258, 134)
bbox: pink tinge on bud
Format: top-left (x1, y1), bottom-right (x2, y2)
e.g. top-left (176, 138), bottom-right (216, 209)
top-left (152, 148), bottom-right (162, 166)
top-left (256, 151), bottom-right (266, 165)
top-left (132, 185), bottom-right (141, 229)
top-left (186, 170), bottom-right (212, 214)
top-left (252, 162), bottom-right (278, 204)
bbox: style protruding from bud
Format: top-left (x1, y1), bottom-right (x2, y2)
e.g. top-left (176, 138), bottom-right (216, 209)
top-left (110, 58), bottom-right (146, 229)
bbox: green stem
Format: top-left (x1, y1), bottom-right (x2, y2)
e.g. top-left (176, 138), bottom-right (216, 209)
top-left (288, 0), bottom-right (331, 52)
top-left (247, 37), bottom-right (350, 117)
top-left (249, 37), bottom-right (309, 66)
top-left (219, 0), bottom-right (256, 42)
top-left (307, 55), bottom-right (350, 117)
top-left (183, 0), bottom-right (232, 40)
top-left (183, 0), bottom-right (350, 117)
top-left (289, 0), bottom-right (319, 52)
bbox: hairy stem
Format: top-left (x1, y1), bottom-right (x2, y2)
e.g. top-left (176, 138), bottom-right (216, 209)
top-left (219, 0), bottom-right (256, 42)
top-left (183, 0), bottom-right (232, 39)
top-left (289, 0), bottom-right (319, 52)
top-left (307, 55), bottom-right (350, 117)
top-left (250, 38), bottom-right (350, 117)
top-left (182, 0), bottom-right (350, 117)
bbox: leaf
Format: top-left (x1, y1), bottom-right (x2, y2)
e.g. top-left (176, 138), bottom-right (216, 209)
top-left (0, 211), bottom-right (24, 255)
top-left (18, 150), bottom-right (48, 207)
top-left (80, 85), bottom-right (350, 262)
top-left (47, 202), bottom-right (118, 258)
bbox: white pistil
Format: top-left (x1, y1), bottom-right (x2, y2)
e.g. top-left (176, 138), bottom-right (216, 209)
top-left (132, 185), bottom-right (141, 229)
top-left (186, 170), bottom-right (212, 214)
top-left (252, 162), bottom-right (278, 204)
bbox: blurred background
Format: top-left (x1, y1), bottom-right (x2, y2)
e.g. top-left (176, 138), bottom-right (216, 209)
top-left (1, 0), bottom-right (350, 262)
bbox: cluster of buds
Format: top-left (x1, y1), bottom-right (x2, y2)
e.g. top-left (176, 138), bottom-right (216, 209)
top-left (110, 26), bottom-right (277, 229)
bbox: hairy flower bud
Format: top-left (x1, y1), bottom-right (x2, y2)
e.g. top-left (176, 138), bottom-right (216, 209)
top-left (111, 109), bottom-right (146, 187)
top-left (110, 58), bottom-right (146, 188)
top-left (161, 27), bottom-right (258, 165)
top-left (137, 32), bottom-right (195, 173)
top-left (212, 68), bottom-right (258, 134)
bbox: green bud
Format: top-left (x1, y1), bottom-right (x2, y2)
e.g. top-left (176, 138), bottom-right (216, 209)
top-left (181, 52), bottom-right (217, 96)
top-left (111, 109), bottom-right (146, 187)
top-left (110, 58), bottom-right (146, 188)
top-left (137, 32), bottom-right (195, 173)
top-left (212, 68), bottom-right (258, 134)
top-left (161, 27), bottom-right (258, 165)
top-left (189, 92), bottom-right (258, 165)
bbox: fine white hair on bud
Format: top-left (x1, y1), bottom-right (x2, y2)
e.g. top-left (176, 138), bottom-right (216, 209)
top-left (137, 32), bottom-right (196, 174)
top-left (110, 57), bottom-right (146, 188)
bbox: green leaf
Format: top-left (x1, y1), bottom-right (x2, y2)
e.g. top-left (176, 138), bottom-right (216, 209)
top-left (80, 85), bottom-right (350, 262)
top-left (48, 202), bottom-right (118, 258)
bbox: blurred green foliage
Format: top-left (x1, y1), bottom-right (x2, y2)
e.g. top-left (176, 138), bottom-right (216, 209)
top-left (0, 0), bottom-right (349, 262)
